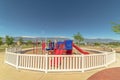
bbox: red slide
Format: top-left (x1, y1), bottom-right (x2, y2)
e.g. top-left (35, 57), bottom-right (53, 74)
top-left (73, 43), bottom-right (89, 55)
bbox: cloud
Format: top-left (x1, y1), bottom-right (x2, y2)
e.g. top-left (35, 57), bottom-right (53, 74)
top-left (54, 36), bottom-right (68, 38)
top-left (21, 36), bottom-right (38, 38)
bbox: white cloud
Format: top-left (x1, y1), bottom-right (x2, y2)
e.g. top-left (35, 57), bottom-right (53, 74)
top-left (21, 36), bottom-right (38, 38)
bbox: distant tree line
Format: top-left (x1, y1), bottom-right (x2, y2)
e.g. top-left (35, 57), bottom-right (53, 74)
top-left (0, 35), bottom-right (33, 47)
top-left (0, 31), bottom-right (120, 48)
top-left (0, 37), bottom-right (3, 46)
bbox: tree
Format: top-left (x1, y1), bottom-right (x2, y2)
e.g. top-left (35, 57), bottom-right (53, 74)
top-left (73, 32), bottom-right (84, 45)
top-left (112, 22), bottom-right (120, 34)
top-left (27, 40), bottom-right (32, 45)
top-left (47, 39), bottom-right (51, 43)
top-left (47, 39), bottom-right (51, 45)
top-left (94, 42), bottom-right (100, 46)
top-left (5, 35), bottom-right (14, 46)
top-left (0, 37), bottom-right (3, 46)
top-left (18, 37), bottom-right (23, 45)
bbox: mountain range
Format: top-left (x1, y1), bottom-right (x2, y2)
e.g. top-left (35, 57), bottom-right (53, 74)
top-left (2, 36), bottom-right (120, 43)
top-left (84, 38), bottom-right (120, 43)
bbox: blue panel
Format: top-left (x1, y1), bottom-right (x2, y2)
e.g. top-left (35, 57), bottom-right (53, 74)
top-left (49, 42), bottom-right (54, 50)
top-left (56, 42), bottom-right (64, 50)
top-left (65, 40), bottom-right (73, 50)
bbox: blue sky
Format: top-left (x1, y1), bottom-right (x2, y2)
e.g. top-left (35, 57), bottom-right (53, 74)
top-left (0, 0), bottom-right (120, 39)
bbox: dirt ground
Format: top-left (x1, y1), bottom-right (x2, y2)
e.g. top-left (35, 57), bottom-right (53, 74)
top-left (24, 47), bottom-right (103, 54)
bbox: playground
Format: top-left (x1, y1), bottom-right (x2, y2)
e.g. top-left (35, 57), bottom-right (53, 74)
top-left (26, 39), bottom-right (106, 55)
top-left (31, 39), bottom-right (90, 55)
top-left (4, 39), bottom-right (116, 73)
top-left (0, 49), bottom-right (119, 80)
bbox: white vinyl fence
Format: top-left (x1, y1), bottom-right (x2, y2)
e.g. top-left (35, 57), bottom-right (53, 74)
top-left (7, 47), bottom-right (22, 53)
top-left (5, 48), bottom-right (116, 73)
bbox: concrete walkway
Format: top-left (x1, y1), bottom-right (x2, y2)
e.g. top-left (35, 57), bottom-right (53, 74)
top-left (0, 52), bottom-right (120, 80)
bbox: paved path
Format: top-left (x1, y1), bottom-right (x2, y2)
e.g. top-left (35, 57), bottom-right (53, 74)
top-left (0, 52), bottom-right (120, 80)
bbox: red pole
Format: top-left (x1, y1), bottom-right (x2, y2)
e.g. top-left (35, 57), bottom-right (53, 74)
top-left (36, 39), bottom-right (38, 54)
top-left (33, 42), bottom-right (35, 54)
top-left (42, 40), bottom-right (46, 54)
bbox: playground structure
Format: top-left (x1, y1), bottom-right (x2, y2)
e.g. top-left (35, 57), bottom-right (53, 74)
top-left (32, 39), bottom-right (89, 55)
top-left (5, 39), bottom-right (116, 73)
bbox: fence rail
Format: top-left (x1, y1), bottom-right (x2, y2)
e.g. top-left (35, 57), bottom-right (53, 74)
top-left (5, 48), bottom-right (116, 73)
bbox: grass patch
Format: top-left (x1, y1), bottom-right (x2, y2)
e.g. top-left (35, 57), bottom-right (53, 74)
top-left (0, 48), bottom-right (5, 52)
top-left (22, 45), bottom-right (33, 49)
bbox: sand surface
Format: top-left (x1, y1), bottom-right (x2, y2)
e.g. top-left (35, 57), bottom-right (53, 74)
top-left (0, 51), bottom-right (120, 80)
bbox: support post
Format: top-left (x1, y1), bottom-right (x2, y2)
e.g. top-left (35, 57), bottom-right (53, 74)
top-left (105, 53), bottom-right (108, 67)
top-left (113, 51), bottom-right (116, 62)
top-left (81, 54), bottom-right (84, 72)
top-left (45, 53), bottom-right (48, 73)
top-left (36, 39), bottom-right (38, 54)
top-left (16, 54), bottom-right (19, 69)
top-left (4, 48), bottom-right (7, 63)
top-left (33, 42), bottom-right (35, 54)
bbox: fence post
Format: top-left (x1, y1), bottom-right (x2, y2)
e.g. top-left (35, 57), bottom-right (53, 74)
top-left (16, 54), bottom-right (19, 69)
top-left (4, 48), bottom-right (7, 63)
top-left (81, 54), bottom-right (84, 72)
top-left (105, 53), bottom-right (108, 67)
top-left (45, 53), bottom-right (48, 73)
top-left (113, 51), bottom-right (116, 62)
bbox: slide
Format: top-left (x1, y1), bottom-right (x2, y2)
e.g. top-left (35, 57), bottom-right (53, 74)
top-left (73, 43), bottom-right (89, 55)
